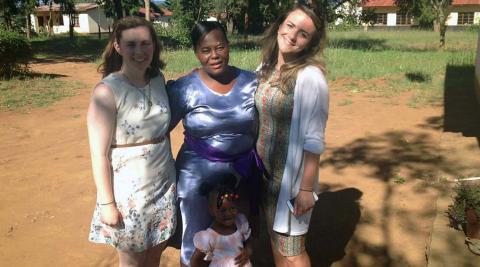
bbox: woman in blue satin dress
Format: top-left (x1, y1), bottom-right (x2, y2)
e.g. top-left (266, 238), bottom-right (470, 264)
top-left (167, 21), bottom-right (259, 266)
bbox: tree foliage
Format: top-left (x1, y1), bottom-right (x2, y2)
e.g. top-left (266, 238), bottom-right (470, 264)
top-left (0, 28), bottom-right (32, 78)
top-left (395, 0), bottom-right (453, 47)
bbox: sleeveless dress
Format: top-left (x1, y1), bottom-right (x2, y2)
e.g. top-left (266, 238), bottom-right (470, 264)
top-left (167, 68), bottom-right (258, 264)
top-left (193, 213), bottom-right (252, 267)
top-left (88, 73), bottom-right (177, 252)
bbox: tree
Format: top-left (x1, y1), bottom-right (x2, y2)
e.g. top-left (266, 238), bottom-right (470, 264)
top-left (22, 0), bottom-right (39, 39)
top-left (56, 0), bottom-right (76, 40)
top-left (0, 0), bottom-right (19, 31)
top-left (144, 0), bottom-right (150, 21)
top-left (395, 0), bottom-right (452, 48)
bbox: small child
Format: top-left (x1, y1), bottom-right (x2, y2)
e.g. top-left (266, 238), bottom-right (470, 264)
top-left (190, 178), bottom-right (252, 267)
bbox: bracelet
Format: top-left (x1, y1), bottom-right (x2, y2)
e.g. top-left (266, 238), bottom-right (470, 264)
top-left (100, 200), bottom-right (115, 206)
top-left (299, 188), bottom-right (313, 192)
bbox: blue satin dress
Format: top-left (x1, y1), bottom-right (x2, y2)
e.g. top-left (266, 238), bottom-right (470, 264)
top-left (167, 68), bottom-right (258, 265)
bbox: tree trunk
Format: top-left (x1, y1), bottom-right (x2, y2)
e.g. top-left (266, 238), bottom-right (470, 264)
top-left (48, 3), bottom-right (53, 37)
top-left (26, 15), bottom-right (31, 39)
top-left (438, 10), bottom-right (447, 48)
top-left (69, 14), bottom-right (74, 41)
top-left (145, 0), bottom-right (150, 21)
top-left (113, 0), bottom-right (123, 20)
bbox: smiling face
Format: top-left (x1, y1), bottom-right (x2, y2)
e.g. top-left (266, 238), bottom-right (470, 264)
top-left (114, 26), bottom-right (154, 73)
top-left (210, 198), bottom-right (238, 227)
top-left (194, 29), bottom-right (230, 77)
top-left (277, 9), bottom-right (316, 60)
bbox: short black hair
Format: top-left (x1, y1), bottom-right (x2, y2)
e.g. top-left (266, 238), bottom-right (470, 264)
top-left (190, 21), bottom-right (228, 50)
top-left (199, 175), bottom-right (238, 209)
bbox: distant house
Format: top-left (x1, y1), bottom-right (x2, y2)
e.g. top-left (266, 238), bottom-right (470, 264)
top-left (31, 3), bottom-right (112, 34)
top-left (137, 6), bottom-right (173, 27)
top-left (362, 0), bottom-right (480, 27)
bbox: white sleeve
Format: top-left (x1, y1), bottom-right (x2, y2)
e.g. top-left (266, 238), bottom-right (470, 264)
top-left (297, 66), bottom-right (329, 154)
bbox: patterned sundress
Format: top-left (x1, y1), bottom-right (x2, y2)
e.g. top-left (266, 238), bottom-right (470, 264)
top-left (255, 72), bottom-right (305, 256)
top-left (88, 73), bottom-right (177, 252)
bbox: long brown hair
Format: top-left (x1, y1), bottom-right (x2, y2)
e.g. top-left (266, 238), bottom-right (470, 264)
top-left (258, 4), bottom-right (326, 93)
top-left (98, 16), bottom-right (165, 78)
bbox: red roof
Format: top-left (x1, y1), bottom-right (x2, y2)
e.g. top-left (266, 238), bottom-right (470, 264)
top-left (363, 0), bottom-right (480, 7)
top-left (35, 3), bottom-right (98, 12)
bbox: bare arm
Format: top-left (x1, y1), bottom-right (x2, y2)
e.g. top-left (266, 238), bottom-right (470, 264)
top-left (294, 151), bottom-right (319, 216)
top-left (190, 249), bottom-right (209, 267)
top-left (87, 83), bottom-right (122, 226)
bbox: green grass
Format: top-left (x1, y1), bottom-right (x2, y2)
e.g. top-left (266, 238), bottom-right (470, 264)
top-left (31, 33), bottom-right (109, 60)
top-left (0, 76), bottom-right (85, 111)
top-left (28, 29), bottom-right (478, 108)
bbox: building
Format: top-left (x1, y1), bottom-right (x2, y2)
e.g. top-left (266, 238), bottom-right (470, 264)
top-left (31, 3), bottom-right (112, 34)
top-left (363, 0), bottom-right (480, 27)
top-left (137, 6), bottom-right (172, 27)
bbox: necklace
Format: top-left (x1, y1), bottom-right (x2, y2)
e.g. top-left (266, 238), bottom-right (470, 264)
top-left (121, 73), bottom-right (152, 107)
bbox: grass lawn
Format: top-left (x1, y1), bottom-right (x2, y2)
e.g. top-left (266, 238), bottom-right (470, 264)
top-left (2, 29), bottom-right (475, 111)
top-left (0, 76), bottom-right (84, 111)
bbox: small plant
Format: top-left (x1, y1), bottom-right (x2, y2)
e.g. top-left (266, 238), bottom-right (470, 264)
top-left (447, 181), bottom-right (480, 230)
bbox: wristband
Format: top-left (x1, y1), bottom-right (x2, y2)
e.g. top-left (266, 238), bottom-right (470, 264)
top-left (100, 200), bottom-right (115, 206)
top-left (299, 188), bottom-right (313, 192)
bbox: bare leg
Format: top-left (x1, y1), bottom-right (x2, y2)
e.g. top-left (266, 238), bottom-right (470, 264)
top-left (270, 239), bottom-right (288, 267)
top-left (118, 250), bottom-right (146, 267)
top-left (144, 241), bottom-right (168, 267)
top-left (285, 251), bottom-right (311, 267)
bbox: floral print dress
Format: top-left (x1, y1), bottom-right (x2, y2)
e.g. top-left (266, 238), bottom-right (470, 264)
top-left (88, 73), bottom-right (177, 252)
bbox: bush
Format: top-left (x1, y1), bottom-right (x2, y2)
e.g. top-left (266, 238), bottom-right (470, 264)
top-left (447, 181), bottom-right (480, 230)
top-left (0, 29), bottom-right (32, 78)
top-left (155, 23), bottom-right (191, 49)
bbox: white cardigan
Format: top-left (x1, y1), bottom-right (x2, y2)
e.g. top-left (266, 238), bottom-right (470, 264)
top-left (272, 66), bottom-right (329, 235)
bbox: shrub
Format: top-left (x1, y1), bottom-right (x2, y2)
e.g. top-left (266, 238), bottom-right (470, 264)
top-left (447, 181), bottom-right (480, 230)
top-left (0, 29), bottom-right (32, 78)
top-left (155, 23), bottom-right (191, 49)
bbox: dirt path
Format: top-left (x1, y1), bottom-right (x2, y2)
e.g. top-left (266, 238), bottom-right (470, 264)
top-left (0, 61), bottom-right (478, 267)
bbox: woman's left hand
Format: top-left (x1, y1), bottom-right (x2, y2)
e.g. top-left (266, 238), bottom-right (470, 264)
top-left (234, 245), bottom-right (252, 267)
top-left (294, 191), bottom-right (316, 216)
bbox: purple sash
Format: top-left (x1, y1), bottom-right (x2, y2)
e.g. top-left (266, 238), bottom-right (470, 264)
top-left (184, 132), bottom-right (264, 215)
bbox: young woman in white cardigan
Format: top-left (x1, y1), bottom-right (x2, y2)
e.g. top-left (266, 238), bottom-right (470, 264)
top-left (255, 4), bottom-right (329, 267)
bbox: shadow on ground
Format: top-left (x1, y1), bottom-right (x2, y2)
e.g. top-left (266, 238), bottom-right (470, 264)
top-left (443, 64), bottom-right (480, 144)
top-left (251, 188), bottom-right (363, 267)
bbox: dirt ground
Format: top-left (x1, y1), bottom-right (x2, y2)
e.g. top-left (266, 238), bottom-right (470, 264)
top-left (0, 60), bottom-right (479, 267)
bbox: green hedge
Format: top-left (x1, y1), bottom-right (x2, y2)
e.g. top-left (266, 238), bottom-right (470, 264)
top-left (0, 30), bottom-right (32, 78)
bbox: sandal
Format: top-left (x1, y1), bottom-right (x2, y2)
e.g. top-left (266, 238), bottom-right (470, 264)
top-left (465, 237), bottom-right (480, 256)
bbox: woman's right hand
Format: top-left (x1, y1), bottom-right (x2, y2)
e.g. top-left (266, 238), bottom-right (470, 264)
top-left (100, 204), bottom-right (124, 227)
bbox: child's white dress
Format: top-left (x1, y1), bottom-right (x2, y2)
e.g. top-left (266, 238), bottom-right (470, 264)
top-left (193, 213), bottom-right (252, 267)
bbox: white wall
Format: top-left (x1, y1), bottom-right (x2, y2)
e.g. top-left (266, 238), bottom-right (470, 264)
top-left (475, 12), bottom-right (480, 24)
top-left (446, 12), bottom-right (458, 26)
top-left (30, 14), bottom-right (37, 32)
top-left (85, 7), bottom-right (111, 33)
top-left (387, 13), bottom-right (396, 26)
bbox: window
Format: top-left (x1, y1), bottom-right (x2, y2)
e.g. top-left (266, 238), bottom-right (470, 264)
top-left (458, 12), bottom-right (474, 25)
top-left (58, 15), bottom-right (64, 25)
top-left (375, 13), bottom-right (387, 25)
top-left (38, 16), bottom-right (44, 27)
top-left (396, 13), bottom-right (412, 25)
top-left (72, 14), bottom-right (79, 27)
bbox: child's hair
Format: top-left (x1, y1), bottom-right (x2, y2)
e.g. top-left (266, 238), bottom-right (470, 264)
top-left (97, 16), bottom-right (165, 78)
top-left (199, 175), bottom-right (239, 209)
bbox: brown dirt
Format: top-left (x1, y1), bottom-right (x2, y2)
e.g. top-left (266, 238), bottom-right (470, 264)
top-left (0, 61), bottom-right (478, 267)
